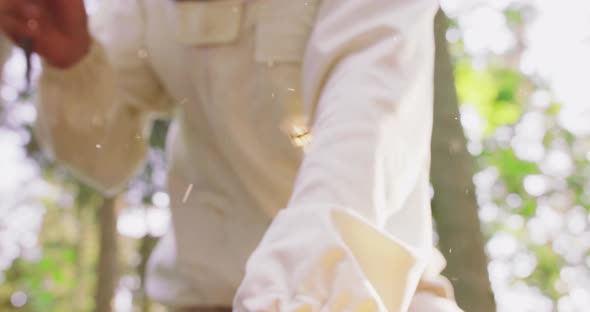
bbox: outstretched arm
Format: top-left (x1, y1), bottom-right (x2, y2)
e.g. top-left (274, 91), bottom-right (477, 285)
top-left (235, 0), bottom-right (439, 311)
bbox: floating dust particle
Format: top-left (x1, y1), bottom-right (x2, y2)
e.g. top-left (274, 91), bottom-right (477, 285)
top-left (182, 184), bottom-right (194, 203)
top-left (137, 49), bottom-right (149, 59)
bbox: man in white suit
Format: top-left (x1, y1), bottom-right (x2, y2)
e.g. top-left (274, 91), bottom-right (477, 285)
top-left (0, 0), bottom-right (463, 311)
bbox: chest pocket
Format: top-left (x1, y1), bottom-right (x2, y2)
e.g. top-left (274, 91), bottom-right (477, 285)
top-left (172, 0), bottom-right (244, 46)
top-left (254, 0), bottom-right (321, 147)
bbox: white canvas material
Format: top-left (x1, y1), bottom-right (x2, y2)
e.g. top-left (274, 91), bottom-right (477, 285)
top-left (31, 0), bottom-right (462, 311)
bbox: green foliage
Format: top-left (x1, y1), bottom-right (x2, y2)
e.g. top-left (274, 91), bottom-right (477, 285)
top-left (455, 61), bottom-right (524, 134)
top-left (1, 3), bottom-right (588, 312)
top-left (504, 9), bottom-right (524, 25)
top-left (482, 148), bottom-right (540, 193)
top-left (527, 245), bottom-right (565, 299)
top-left (452, 10), bottom-right (590, 304)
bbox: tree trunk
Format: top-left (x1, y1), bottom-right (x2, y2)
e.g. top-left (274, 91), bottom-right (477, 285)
top-left (431, 10), bottom-right (496, 312)
top-left (138, 234), bottom-right (158, 312)
top-left (95, 197), bottom-right (118, 312)
top-left (0, 36), bottom-right (11, 88)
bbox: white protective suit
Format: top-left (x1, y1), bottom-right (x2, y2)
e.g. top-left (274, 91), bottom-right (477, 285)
top-left (21, 0), bottom-right (463, 311)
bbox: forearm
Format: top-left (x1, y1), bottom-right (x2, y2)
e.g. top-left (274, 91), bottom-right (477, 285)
top-left (235, 0), bottom-right (439, 310)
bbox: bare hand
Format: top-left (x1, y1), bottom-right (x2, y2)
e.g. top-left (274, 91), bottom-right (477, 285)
top-left (0, 0), bottom-right (91, 68)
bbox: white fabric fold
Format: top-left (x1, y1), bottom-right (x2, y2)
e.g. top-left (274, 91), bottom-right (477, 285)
top-left (234, 0), bottom-right (440, 310)
top-left (235, 205), bottom-right (422, 312)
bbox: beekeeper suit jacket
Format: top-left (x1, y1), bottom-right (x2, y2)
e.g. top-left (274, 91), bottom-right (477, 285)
top-left (29, 0), bottom-right (461, 311)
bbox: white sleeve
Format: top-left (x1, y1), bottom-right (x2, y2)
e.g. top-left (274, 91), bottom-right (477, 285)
top-left (35, 0), bottom-right (173, 195)
top-left (234, 0), bottom-right (439, 311)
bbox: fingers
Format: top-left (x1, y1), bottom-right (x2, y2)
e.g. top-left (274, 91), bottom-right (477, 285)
top-left (0, 0), bottom-right (41, 20)
top-left (1, 0), bottom-right (90, 67)
top-left (416, 276), bottom-right (455, 300)
top-left (0, 16), bottom-right (39, 43)
top-left (0, 0), bottom-right (41, 43)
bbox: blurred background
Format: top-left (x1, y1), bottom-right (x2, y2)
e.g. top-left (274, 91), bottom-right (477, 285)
top-left (1, 0), bottom-right (590, 311)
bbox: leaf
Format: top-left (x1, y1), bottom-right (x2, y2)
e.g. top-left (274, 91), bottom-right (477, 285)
top-left (62, 249), bottom-right (77, 264)
top-left (455, 61), bottom-right (524, 134)
top-left (484, 148), bottom-right (540, 193)
top-left (520, 198), bottom-right (537, 217)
